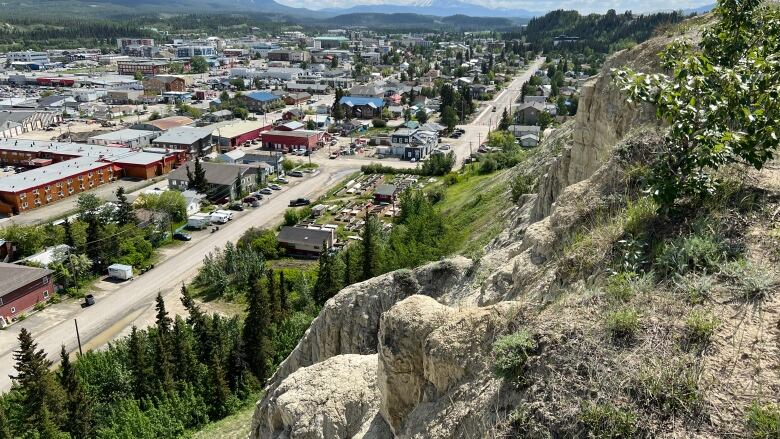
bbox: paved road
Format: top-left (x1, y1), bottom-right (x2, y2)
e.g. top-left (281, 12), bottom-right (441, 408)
top-left (0, 60), bottom-right (543, 389)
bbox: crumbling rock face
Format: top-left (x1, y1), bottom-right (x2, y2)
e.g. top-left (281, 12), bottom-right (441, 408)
top-left (251, 354), bottom-right (392, 439)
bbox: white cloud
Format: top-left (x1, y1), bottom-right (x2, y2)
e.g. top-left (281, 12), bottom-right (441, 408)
top-left (276, 0), bottom-right (712, 14)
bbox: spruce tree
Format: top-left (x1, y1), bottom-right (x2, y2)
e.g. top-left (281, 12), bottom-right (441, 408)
top-left (266, 270), bottom-right (281, 322)
top-left (11, 329), bottom-right (65, 435)
top-left (0, 403), bottom-right (10, 439)
top-left (171, 316), bottom-right (200, 385)
top-left (127, 326), bottom-right (153, 399)
top-left (193, 157), bottom-right (207, 193)
top-left (59, 346), bottom-right (93, 439)
top-left (226, 334), bottom-right (250, 398)
top-left (114, 187), bottom-right (134, 225)
top-left (343, 246), bottom-right (353, 286)
top-left (314, 244), bottom-right (342, 306)
top-left (243, 273), bottom-right (272, 382)
top-left (186, 165), bottom-right (195, 189)
top-left (499, 108), bottom-right (511, 131)
top-left (155, 292), bottom-right (172, 336)
top-left (62, 218), bottom-right (74, 248)
top-left (207, 353), bottom-right (233, 420)
top-left (361, 215), bottom-right (381, 281)
top-left (278, 270), bottom-right (288, 313)
top-left (153, 332), bottom-right (175, 394)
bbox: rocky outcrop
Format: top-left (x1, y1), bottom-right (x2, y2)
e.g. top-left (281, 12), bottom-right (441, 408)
top-left (251, 354), bottom-right (392, 439)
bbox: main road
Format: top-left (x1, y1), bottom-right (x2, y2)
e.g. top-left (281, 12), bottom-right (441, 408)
top-left (0, 59), bottom-right (543, 390)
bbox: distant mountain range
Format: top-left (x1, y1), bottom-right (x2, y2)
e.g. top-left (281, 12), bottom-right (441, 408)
top-left (323, 0), bottom-right (538, 18)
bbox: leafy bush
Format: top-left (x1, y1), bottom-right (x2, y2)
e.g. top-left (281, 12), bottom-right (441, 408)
top-left (673, 273), bottom-right (715, 305)
top-left (719, 260), bottom-right (777, 303)
top-left (580, 402), bottom-right (637, 438)
top-left (371, 118), bottom-right (386, 128)
top-left (605, 308), bottom-right (640, 340)
top-left (655, 233), bottom-right (729, 276)
top-left (684, 309), bottom-right (718, 345)
top-left (443, 172), bottom-right (460, 186)
top-left (33, 301), bottom-right (46, 312)
top-left (635, 358), bottom-right (701, 415)
top-left (492, 331), bottom-right (536, 381)
top-left (623, 197), bottom-right (658, 237)
top-left (604, 272), bottom-right (651, 303)
top-left (478, 157), bottom-right (498, 174)
top-left (510, 173), bottom-right (535, 202)
top-left (747, 403), bottom-right (780, 438)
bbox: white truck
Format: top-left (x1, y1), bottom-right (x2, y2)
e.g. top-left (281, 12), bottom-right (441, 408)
top-left (213, 209), bottom-right (234, 220)
top-left (187, 214), bottom-right (211, 230)
top-left (210, 212), bottom-right (230, 224)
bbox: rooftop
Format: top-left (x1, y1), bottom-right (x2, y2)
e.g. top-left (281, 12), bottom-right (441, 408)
top-left (89, 129), bottom-right (157, 142)
top-left (263, 129), bottom-right (322, 138)
top-left (0, 262), bottom-right (53, 297)
top-left (0, 157), bottom-right (113, 193)
top-left (339, 96), bottom-right (385, 108)
top-left (214, 120), bottom-right (269, 139)
top-left (245, 91), bottom-right (281, 102)
top-left (168, 161), bottom-right (256, 186)
top-left (277, 226), bottom-right (333, 246)
top-left (136, 116), bottom-right (194, 131)
top-left (153, 126), bottom-right (213, 145)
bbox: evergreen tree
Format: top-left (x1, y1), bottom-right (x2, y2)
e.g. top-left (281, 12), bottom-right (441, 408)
top-left (243, 273), bottom-right (272, 382)
top-left (59, 346), bottom-right (93, 439)
top-left (62, 219), bottom-right (74, 248)
top-left (207, 353), bottom-right (233, 420)
top-left (114, 187), bottom-right (134, 225)
top-left (193, 157), bottom-right (207, 193)
top-left (155, 292), bottom-right (172, 336)
top-left (278, 270), bottom-right (288, 313)
top-left (186, 164), bottom-right (195, 189)
top-left (0, 403), bottom-right (10, 439)
top-left (11, 329), bottom-right (65, 435)
top-left (361, 215), bottom-right (381, 281)
top-left (153, 332), bottom-right (175, 394)
top-left (266, 270), bottom-right (281, 322)
top-left (499, 108), bottom-right (511, 131)
top-left (342, 246), bottom-right (354, 286)
top-left (127, 326), bottom-right (153, 399)
top-left (314, 244), bottom-right (342, 306)
top-left (171, 316), bottom-right (200, 385)
top-left (226, 334), bottom-right (250, 398)
top-left (234, 171), bottom-right (243, 198)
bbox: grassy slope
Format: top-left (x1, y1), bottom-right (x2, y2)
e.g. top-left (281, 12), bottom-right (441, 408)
top-left (190, 401), bottom-right (256, 439)
top-left (437, 167), bottom-right (512, 258)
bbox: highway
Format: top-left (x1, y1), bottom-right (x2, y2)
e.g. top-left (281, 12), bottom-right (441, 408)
top-left (0, 59), bottom-right (543, 390)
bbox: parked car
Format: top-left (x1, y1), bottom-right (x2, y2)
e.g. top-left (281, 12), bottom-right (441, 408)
top-left (173, 232), bottom-right (192, 241)
top-left (277, 177), bottom-right (289, 184)
top-left (2, 166), bottom-right (13, 172)
top-left (243, 196), bottom-right (257, 203)
top-left (228, 203), bottom-right (244, 211)
top-left (251, 200), bottom-right (261, 207)
top-left (329, 153), bottom-right (339, 159)
top-left (269, 184), bottom-right (282, 190)
top-left (288, 170), bottom-right (304, 177)
top-left (289, 198), bottom-right (311, 207)
top-left (259, 188), bottom-right (273, 195)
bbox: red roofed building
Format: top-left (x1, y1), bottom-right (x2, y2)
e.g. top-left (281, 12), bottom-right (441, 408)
top-left (261, 130), bottom-right (325, 153)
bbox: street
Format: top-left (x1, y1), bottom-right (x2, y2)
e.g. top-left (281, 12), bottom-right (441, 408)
top-left (0, 59), bottom-right (543, 390)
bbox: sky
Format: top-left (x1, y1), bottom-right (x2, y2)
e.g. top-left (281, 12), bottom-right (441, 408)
top-left (275, 0), bottom-right (713, 14)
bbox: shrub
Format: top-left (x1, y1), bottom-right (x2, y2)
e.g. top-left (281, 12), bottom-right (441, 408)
top-left (443, 172), bottom-right (460, 186)
top-left (623, 197), bottom-right (658, 237)
top-left (478, 157), bottom-right (498, 174)
top-left (655, 232), bottom-right (729, 276)
top-left (635, 358), bottom-right (701, 415)
top-left (371, 118), bottom-right (386, 128)
top-left (673, 273), bottom-right (715, 304)
top-left (605, 308), bottom-right (640, 340)
top-left (580, 402), bottom-right (637, 438)
top-left (33, 301), bottom-right (46, 312)
top-left (747, 403), bottom-right (780, 438)
top-left (684, 309), bottom-right (718, 345)
top-left (510, 173), bottom-right (535, 203)
top-left (492, 330), bottom-right (536, 381)
top-left (720, 260), bottom-right (777, 303)
top-left (604, 272), bottom-right (651, 303)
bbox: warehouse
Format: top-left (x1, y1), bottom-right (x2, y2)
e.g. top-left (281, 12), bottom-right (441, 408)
top-left (88, 129), bottom-right (160, 148)
top-left (212, 120), bottom-right (272, 151)
top-left (261, 129), bottom-right (325, 153)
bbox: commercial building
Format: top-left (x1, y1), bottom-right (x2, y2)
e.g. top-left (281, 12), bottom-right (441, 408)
top-left (261, 130), bottom-right (325, 153)
top-left (339, 96), bottom-right (385, 119)
top-left (389, 127), bottom-right (438, 161)
top-left (176, 46), bottom-right (216, 59)
top-left (234, 91), bottom-right (284, 113)
top-left (143, 75), bottom-right (186, 94)
top-left (0, 263), bottom-right (54, 325)
top-left (152, 126), bottom-right (214, 155)
top-left (7, 51), bottom-right (50, 67)
top-left (277, 226), bottom-right (335, 257)
top-left (212, 120), bottom-right (272, 151)
top-left (117, 59), bottom-right (175, 76)
top-left (88, 129), bottom-right (160, 148)
top-left (132, 116), bottom-right (194, 132)
top-left (314, 36), bottom-right (349, 49)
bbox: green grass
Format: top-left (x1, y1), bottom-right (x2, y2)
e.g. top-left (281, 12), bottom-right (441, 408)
top-left (189, 398), bottom-right (257, 439)
top-left (436, 169), bottom-right (512, 258)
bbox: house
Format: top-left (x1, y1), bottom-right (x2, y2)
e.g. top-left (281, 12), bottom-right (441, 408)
top-left (242, 152), bottom-right (284, 175)
top-left (181, 190), bottom-right (205, 215)
top-left (349, 84), bottom-right (385, 98)
top-left (519, 133), bottom-right (540, 147)
top-left (374, 184), bottom-right (397, 204)
top-left (339, 96), bottom-right (385, 119)
top-left (282, 109), bottom-right (305, 121)
top-left (277, 121), bottom-right (304, 131)
top-left (152, 126), bottom-right (214, 155)
top-left (143, 75), bottom-right (186, 95)
top-left (514, 102), bottom-right (548, 125)
top-left (262, 129), bottom-right (325, 153)
top-left (309, 114), bottom-right (333, 129)
top-left (507, 125), bottom-right (541, 140)
top-left (88, 129), bottom-right (160, 148)
top-left (234, 91), bottom-right (284, 113)
top-left (390, 128), bottom-right (438, 161)
top-left (168, 161), bottom-right (261, 201)
top-left (218, 149), bottom-right (246, 164)
top-left (132, 116), bottom-right (194, 132)
top-left (0, 262), bottom-right (54, 324)
top-left (277, 226), bottom-right (335, 257)
top-left (203, 110), bottom-right (233, 123)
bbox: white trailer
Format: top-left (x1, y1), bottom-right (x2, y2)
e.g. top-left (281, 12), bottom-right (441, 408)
top-left (210, 212), bottom-right (230, 224)
top-left (107, 264), bottom-right (133, 280)
top-left (213, 209), bottom-right (234, 220)
top-left (187, 214), bottom-right (211, 230)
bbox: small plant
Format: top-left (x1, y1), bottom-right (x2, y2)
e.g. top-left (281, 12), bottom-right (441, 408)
top-left (492, 330), bottom-right (536, 381)
top-left (16, 313), bottom-right (26, 322)
top-left (684, 309), bottom-right (718, 345)
top-left (720, 260), bottom-right (777, 303)
top-left (623, 197), bottom-right (658, 237)
top-left (673, 273), bottom-right (715, 305)
top-left (510, 173), bottom-right (535, 203)
top-left (605, 308), bottom-right (640, 340)
top-left (580, 402), bottom-right (637, 438)
top-left (33, 301), bottom-right (46, 312)
top-left (746, 403), bottom-right (780, 438)
top-left (635, 358), bottom-right (701, 416)
top-left (655, 232), bottom-right (729, 276)
top-left (604, 272), bottom-right (652, 303)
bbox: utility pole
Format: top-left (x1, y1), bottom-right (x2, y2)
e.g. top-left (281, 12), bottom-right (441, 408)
top-left (74, 319), bottom-right (83, 356)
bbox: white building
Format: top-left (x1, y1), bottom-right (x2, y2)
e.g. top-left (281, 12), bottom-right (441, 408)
top-left (7, 51), bottom-right (49, 65)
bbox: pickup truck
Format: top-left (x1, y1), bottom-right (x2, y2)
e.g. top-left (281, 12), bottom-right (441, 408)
top-left (289, 198), bottom-right (311, 207)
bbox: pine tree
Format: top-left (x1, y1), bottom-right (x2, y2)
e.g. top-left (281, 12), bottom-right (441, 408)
top-left (186, 165), bottom-right (195, 189)
top-left (243, 273), bottom-right (272, 382)
top-left (127, 326), bottom-right (153, 399)
top-left (155, 292), bottom-right (172, 336)
top-left (0, 402), bottom-right (11, 439)
top-left (193, 157), bottom-right (207, 193)
top-left (499, 108), bottom-right (511, 131)
top-left (266, 270), bottom-right (281, 322)
top-left (153, 332), bottom-right (175, 394)
top-left (361, 215), bottom-right (381, 281)
top-left (171, 316), bottom-right (200, 385)
top-left (114, 187), bottom-right (134, 225)
top-left (207, 353), bottom-right (233, 420)
top-left (314, 244), bottom-right (342, 306)
top-left (342, 246), bottom-right (354, 286)
top-left (62, 218), bottom-right (74, 248)
top-left (11, 329), bottom-right (65, 435)
top-left (59, 346), bottom-right (93, 439)
top-left (226, 334), bottom-right (249, 398)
